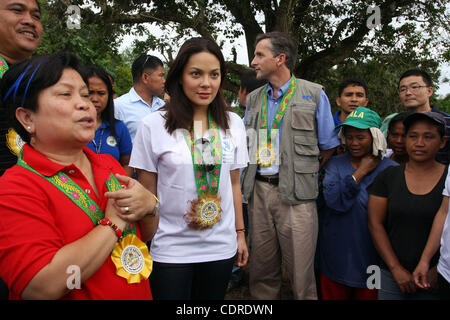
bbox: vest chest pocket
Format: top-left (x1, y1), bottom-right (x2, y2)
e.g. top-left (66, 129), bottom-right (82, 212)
top-left (291, 105), bottom-right (316, 131)
top-left (293, 160), bottom-right (319, 200)
top-left (293, 135), bottom-right (319, 156)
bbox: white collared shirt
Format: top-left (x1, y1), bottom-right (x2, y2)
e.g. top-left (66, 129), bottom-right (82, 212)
top-left (114, 87), bottom-right (165, 141)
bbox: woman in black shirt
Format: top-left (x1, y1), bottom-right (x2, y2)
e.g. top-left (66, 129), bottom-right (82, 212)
top-left (368, 112), bottom-right (448, 300)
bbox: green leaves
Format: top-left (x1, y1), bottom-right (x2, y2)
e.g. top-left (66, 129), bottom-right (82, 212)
top-left (36, 0), bottom-right (449, 114)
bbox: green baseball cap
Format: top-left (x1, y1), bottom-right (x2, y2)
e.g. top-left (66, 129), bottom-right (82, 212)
top-left (337, 106), bottom-right (382, 129)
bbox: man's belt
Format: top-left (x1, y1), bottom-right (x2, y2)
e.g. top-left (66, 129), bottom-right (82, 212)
top-left (255, 173), bottom-right (279, 186)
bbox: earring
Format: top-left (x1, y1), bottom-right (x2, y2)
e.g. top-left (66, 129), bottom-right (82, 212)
top-left (27, 126), bottom-right (31, 132)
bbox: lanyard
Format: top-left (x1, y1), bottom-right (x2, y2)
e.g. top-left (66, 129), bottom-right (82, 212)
top-left (91, 127), bottom-right (106, 154)
top-left (17, 151), bottom-right (136, 237)
top-left (183, 112), bottom-right (223, 199)
top-left (0, 56), bottom-right (9, 78)
top-left (260, 76), bottom-right (297, 146)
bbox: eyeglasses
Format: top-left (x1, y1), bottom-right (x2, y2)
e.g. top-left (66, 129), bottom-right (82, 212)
top-left (194, 138), bottom-right (215, 172)
top-left (398, 85), bottom-right (429, 94)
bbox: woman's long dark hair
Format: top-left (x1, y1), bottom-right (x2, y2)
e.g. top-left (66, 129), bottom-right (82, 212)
top-left (79, 65), bottom-right (117, 138)
top-left (1, 52), bottom-right (82, 144)
top-left (164, 37), bottom-right (231, 134)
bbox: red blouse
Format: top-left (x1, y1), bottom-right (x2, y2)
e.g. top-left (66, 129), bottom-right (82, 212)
top-left (0, 144), bottom-right (152, 300)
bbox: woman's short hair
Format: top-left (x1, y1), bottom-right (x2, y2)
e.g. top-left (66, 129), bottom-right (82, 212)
top-left (163, 37), bottom-right (230, 134)
top-left (79, 65), bottom-right (117, 138)
top-left (1, 52), bottom-right (82, 143)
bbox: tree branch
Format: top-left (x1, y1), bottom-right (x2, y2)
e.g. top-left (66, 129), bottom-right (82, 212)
top-left (295, 0), bottom-right (411, 80)
top-left (221, 0), bottom-right (264, 64)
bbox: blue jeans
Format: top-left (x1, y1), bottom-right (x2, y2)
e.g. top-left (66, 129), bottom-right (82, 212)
top-left (379, 268), bottom-right (441, 300)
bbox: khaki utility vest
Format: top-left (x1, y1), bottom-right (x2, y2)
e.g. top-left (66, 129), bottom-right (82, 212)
top-left (241, 78), bottom-right (323, 205)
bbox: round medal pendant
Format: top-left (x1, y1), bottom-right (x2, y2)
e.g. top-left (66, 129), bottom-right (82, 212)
top-left (200, 200), bottom-right (219, 224)
top-left (185, 195), bottom-right (222, 230)
top-left (195, 196), bottom-right (222, 228)
top-left (121, 245), bottom-right (145, 275)
top-left (257, 145), bottom-right (275, 167)
top-left (111, 234), bottom-right (153, 283)
top-left (106, 136), bottom-right (117, 147)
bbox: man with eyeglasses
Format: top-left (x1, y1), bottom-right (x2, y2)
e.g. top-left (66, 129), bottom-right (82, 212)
top-left (398, 69), bottom-right (450, 164)
top-left (114, 54), bottom-right (166, 141)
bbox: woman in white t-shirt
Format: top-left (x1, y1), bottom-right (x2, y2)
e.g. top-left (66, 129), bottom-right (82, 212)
top-left (130, 37), bottom-right (249, 300)
top-left (414, 171), bottom-right (450, 298)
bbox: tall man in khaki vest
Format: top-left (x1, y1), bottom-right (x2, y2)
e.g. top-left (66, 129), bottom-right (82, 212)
top-left (241, 32), bottom-right (339, 299)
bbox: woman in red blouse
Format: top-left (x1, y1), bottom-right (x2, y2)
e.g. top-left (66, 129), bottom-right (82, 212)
top-left (0, 52), bottom-right (158, 299)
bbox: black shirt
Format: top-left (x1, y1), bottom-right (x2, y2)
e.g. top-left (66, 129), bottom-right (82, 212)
top-left (367, 164), bottom-right (448, 272)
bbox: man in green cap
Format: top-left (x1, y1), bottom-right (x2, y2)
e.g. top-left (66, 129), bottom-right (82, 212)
top-left (318, 106), bottom-right (398, 300)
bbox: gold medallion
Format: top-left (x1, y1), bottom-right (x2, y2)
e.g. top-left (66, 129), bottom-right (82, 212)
top-left (257, 144), bottom-right (275, 167)
top-left (185, 194), bottom-right (222, 230)
top-left (111, 234), bottom-right (153, 284)
top-left (199, 198), bottom-right (220, 225)
top-left (6, 128), bottom-right (25, 156)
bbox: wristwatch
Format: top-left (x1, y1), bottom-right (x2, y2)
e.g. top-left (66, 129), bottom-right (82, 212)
top-left (149, 194), bottom-right (160, 216)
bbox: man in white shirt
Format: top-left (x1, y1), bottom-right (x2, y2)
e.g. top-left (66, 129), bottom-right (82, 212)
top-left (114, 54), bottom-right (166, 140)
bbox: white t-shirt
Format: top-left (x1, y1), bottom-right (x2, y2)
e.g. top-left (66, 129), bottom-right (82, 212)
top-left (130, 111), bottom-right (249, 263)
top-left (439, 173), bottom-right (450, 282)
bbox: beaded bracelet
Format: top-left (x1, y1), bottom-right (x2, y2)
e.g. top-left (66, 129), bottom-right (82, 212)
top-left (98, 217), bottom-right (123, 240)
top-left (236, 228), bottom-right (246, 233)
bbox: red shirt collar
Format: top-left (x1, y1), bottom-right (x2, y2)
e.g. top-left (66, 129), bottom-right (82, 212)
top-left (21, 144), bottom-right (112, 177)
